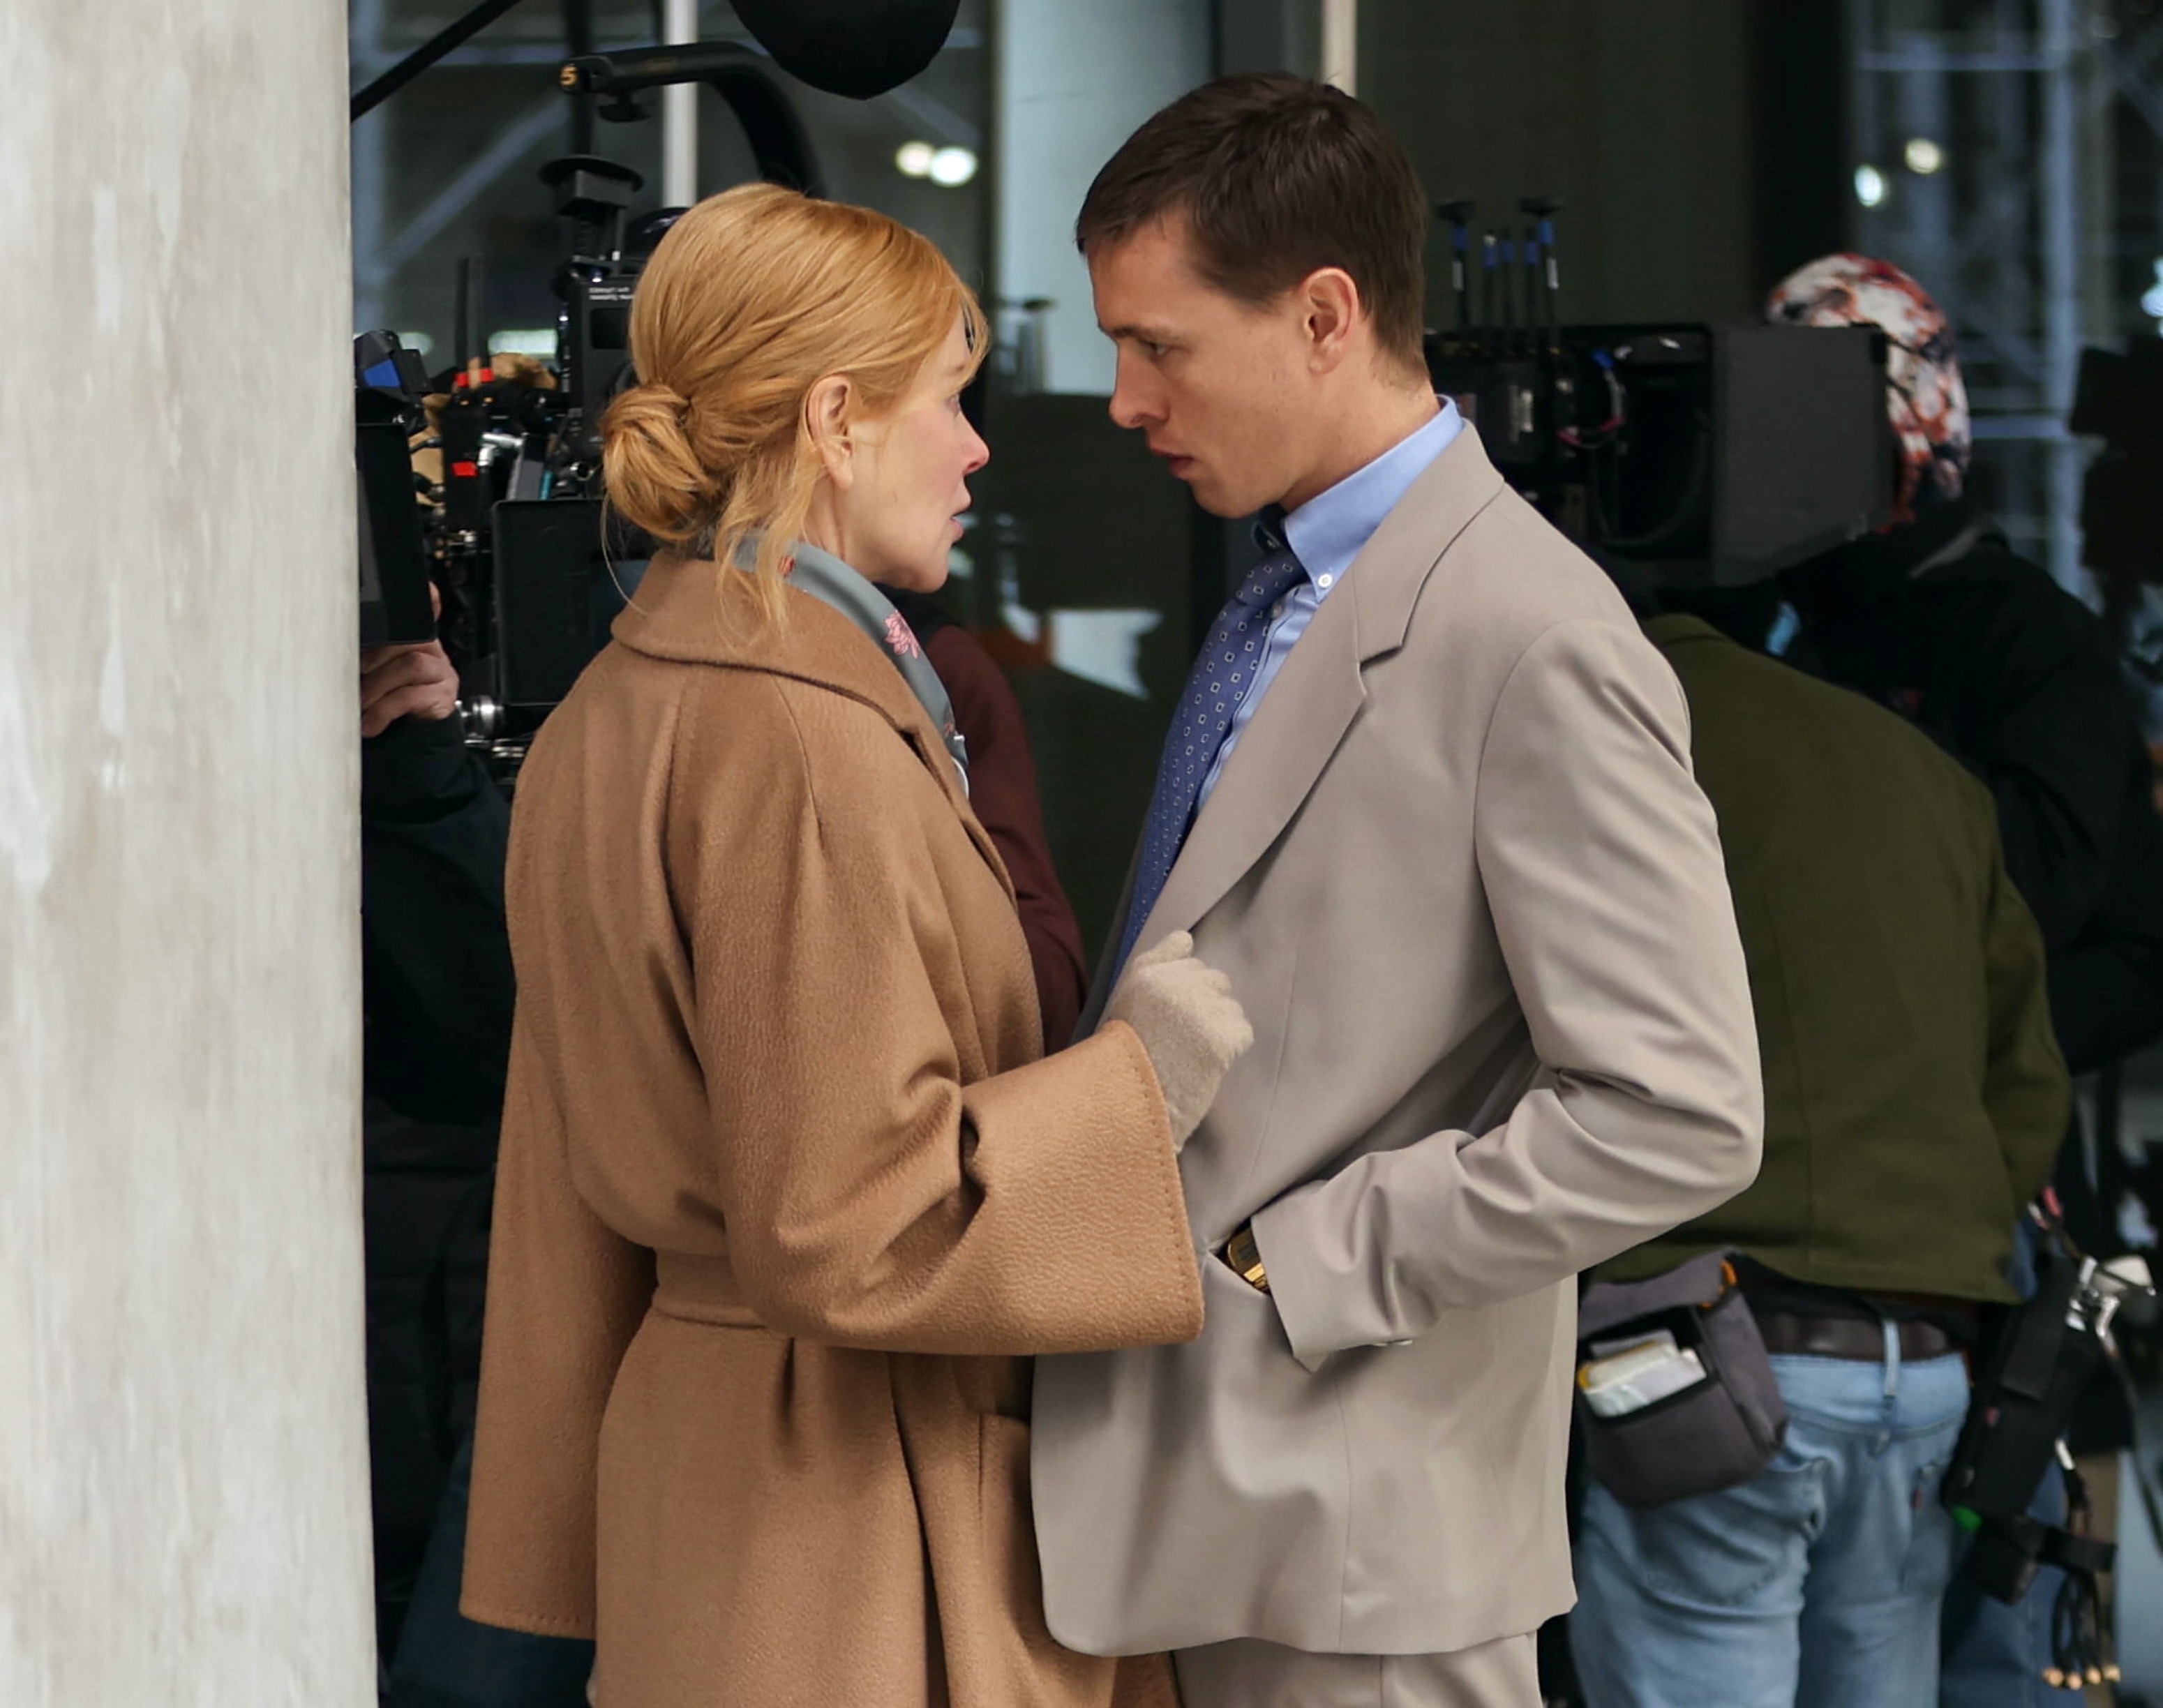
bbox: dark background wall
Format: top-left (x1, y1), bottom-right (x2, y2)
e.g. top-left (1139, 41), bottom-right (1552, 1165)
top-left (1361, 0), bottom-right (1846, 331)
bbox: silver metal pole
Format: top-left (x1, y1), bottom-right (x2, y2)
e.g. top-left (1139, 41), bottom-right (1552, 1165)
top-left (2040, 0), bottom-right (2086, 594)
top-left (662, 0), bottom-right (701, 209)
top-left (1323, 0), bottom-right (1357, 96)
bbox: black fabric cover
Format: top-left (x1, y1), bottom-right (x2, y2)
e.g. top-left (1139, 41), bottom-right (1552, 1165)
top-left (733, 0), bottom-right (959, 98)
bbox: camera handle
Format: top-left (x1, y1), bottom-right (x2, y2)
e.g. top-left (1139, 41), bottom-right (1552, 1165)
top-left (560, 44), bottom-right (825, 199)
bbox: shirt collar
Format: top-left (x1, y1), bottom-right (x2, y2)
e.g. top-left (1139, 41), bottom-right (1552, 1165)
top-left (1262, 399), bottom-right (1464, 593)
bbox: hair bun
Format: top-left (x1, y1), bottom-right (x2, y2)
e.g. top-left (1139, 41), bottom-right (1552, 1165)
top-left (615, 377), bottom-right (692, 422)
top-left (600, 377), bottom-right (713, 544)
top-left (642, 378), bottom-right (691, 415)
top-left (594, 181), bottom-right (985, 589)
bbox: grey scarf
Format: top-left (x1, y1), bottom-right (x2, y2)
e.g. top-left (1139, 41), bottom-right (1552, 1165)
top-left (743, 539), bottom-right (969, 792)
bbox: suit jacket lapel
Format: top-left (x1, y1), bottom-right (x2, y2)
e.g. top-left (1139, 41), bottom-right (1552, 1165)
top-left (1116, 428), bottom-right (1509, 970)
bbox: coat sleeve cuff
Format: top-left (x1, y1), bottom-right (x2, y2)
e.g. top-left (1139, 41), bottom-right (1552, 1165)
top-left (956, 1019), bottom-right (1206, 1351)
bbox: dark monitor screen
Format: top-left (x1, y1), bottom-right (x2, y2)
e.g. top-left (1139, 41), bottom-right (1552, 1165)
top-left (1712, 325), bottom-right (1894, 583)
top-left (491, 499), bottom-right (648, 710)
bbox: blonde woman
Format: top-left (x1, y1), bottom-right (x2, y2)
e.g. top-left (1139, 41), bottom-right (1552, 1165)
top-left (460, 183), bottom-right (1251, 1708)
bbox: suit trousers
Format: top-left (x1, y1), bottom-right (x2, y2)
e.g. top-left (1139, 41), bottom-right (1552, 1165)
top-left (1170, 1634), bottom-right (1541, 1708)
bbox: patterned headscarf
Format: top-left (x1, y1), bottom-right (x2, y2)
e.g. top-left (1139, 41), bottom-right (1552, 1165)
top-left (1764, 253), bottom-right (1970, 524)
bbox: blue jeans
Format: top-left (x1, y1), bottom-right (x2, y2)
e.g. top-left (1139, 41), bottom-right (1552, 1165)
top-left (386, 1430), bottom-right (594, 1708)
top-left (1571, 1340), bottom-right (1971, 1708)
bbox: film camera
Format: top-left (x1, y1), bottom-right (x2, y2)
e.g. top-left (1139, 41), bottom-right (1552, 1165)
top-left (352, 42), bottom-right (825, 760)
top-left (352, 156), bottom-right (688, 755)
top-left (1425, 200), bottom-right (1896, 586)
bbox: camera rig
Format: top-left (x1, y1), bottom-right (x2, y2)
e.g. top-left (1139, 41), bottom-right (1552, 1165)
top-left (1424, 200), bottom-right (1896, 587)
top-left (353, 40), bottom-right (825, 765)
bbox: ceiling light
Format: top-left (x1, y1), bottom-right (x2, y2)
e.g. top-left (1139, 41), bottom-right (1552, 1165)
top-left (1854, 164), bottom-right (1888, 209)
top-left (895, 140), bottom-right (935, 179)
top-left (1904, 137), bottom-right (1945, 176)
top-left (927, 146), bottom-right (978, 188)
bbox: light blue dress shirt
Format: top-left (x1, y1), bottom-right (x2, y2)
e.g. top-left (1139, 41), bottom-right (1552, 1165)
top-left (1195, 399), bottom-right (1465, 810)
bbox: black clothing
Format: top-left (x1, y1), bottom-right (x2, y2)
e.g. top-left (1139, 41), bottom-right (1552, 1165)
top-left (1783, 502), bottom-right (2163, 1077)
top-left (364, 1098), bottom-right (496, 1657)
top-left (362, 714), bottom-right (516, 1124)
top-left (361, 713), bottom-right (514, 1656)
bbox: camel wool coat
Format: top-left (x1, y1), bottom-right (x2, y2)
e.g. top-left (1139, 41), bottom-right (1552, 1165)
top-left (461, 552), bottom-right (1204, 1708)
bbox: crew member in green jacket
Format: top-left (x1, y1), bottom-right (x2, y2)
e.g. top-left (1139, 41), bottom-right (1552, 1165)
top-left (1570, 597), bottom-right (2070, 1708)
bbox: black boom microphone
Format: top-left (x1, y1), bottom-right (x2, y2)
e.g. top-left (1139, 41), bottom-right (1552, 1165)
top-left (731, 0), bottom-right (961, 99)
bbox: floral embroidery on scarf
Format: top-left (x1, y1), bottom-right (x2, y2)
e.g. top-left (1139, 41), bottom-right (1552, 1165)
top-left (884, 612), bottom-right (924, 659)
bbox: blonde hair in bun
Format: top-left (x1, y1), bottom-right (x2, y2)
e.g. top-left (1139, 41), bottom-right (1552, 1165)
top-left (601, 182), bottom-right (986, 622)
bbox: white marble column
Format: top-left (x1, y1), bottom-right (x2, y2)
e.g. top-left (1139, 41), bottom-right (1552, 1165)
top-left (0, 2), bottom-right (375, 1703)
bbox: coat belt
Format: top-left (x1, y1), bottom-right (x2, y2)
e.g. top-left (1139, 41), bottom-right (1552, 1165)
top-left (652, 1250), bottom-right (768, 1330)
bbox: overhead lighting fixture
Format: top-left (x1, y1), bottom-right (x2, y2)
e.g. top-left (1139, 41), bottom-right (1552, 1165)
top-left (895, 140), bottom-right (935, 178)
top-left (2143, 260), bottom-right (2163, 329)
top-left (1854, 164), bottom-right (1888, 209)
top-left (1904, 137), bottom-right (1946, 176)
top-left (927, 146), bottom-right (979, 188)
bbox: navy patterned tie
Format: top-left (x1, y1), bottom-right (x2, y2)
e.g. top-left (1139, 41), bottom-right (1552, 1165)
top-left (1112, 535), bottom-right (1310, 983)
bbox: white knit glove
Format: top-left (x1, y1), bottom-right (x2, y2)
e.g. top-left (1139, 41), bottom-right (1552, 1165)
top-left (1106, 931), bottom-right (1255, 1151)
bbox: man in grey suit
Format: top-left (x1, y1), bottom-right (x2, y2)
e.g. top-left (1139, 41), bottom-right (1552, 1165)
top-left (1028, 75), bottom-right (1766, 1707)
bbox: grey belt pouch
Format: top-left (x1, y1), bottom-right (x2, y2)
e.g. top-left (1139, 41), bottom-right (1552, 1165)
top-left (1576, 1250), bottom-right (1789, 1508)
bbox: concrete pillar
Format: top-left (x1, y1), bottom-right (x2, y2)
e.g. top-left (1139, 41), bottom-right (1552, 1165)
top-left (1, 3), bottom-right (374, 1704)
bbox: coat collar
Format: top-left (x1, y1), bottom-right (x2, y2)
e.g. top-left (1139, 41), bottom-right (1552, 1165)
top-left (613, 553), bottom-right (1011, 899)
top-left (1117, 426), bottom-right (1508, 964)
top-left (769, 541), bottom-right (972, 788)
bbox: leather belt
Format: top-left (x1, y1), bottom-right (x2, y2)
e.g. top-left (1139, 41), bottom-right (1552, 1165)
top-left (1752, 1310), bottom-right (1963, 1363)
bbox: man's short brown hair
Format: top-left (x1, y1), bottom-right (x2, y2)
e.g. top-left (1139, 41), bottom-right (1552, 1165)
top-left (1077, 73), bottom-right (1429, 373)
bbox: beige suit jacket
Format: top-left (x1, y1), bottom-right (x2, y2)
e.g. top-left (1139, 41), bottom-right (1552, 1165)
top-left (1030, 428), bottom-right (1764, 1657)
